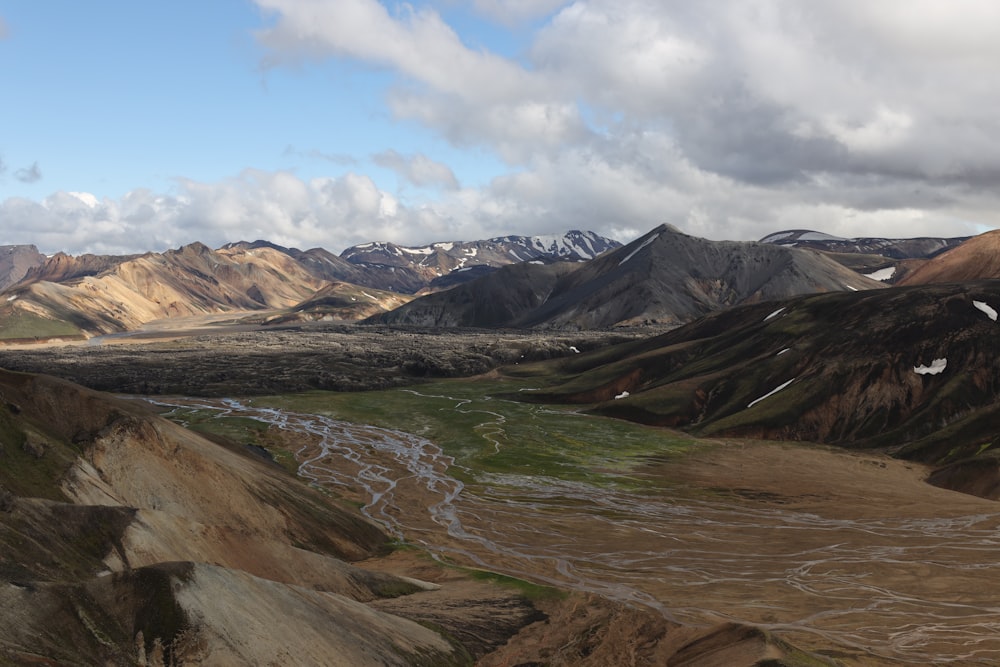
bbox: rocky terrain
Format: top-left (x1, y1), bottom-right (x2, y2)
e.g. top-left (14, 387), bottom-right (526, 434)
top-left (376, 224), bottom-right (885, 329)
top-left (0, 323), bottom-right (650, 395)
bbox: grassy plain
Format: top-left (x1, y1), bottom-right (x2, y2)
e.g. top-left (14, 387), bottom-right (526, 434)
top-left (169, 376), bottom-right (697, 488)
top-left (0, 310), bottom-right (83, 340)
top-left (265, 377), bottom-right (696, 485)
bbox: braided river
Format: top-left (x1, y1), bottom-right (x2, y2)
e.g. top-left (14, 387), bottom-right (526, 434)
top-left (153, 393), bottom-right (1000, 666)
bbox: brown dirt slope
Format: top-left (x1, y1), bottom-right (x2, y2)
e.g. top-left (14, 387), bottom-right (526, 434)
top-left (899, 229), bottom-right (1000, 284)
top-left (0, 368), bottom-right (473, 664)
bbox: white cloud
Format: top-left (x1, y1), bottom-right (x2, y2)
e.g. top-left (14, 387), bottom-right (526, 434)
top-left (373, 149), bottom-right (459, 190)
top-left (6, 1), bottom-right (1000, 256)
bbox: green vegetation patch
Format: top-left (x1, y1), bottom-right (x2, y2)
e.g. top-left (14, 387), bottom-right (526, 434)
top-left (463, 568), bottom-right (566, 602)
top-left (0, 407), bottom-right (76, 502)
top-left (255, 378), bottom-right (697, 488)
top-left (0, 310), bottom-right (84, 340)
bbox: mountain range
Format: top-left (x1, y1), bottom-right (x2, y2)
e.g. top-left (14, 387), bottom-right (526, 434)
top-left (0, 231), bottom-right (619, 341)
top-left (372, 224), bottom-right (886, 329)
top-left (0, 224), bottom-right (985, 342)
top-left (511, 276), bottom-right (1000, 501)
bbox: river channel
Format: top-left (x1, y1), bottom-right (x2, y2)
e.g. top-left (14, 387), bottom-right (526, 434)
top-left (152, 394), bottom-right (1000, 666)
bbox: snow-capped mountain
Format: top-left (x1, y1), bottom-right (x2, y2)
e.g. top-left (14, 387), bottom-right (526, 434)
top-left (340, 230), bottom-right (620, 284)
top-left (372, 224), bottom-right (885, 329)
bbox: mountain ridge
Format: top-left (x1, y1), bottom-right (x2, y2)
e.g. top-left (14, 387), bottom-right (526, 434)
top-left (0, 230), bottom-right (619, 341)
top-left (375, 224), bottom-right (886, 329)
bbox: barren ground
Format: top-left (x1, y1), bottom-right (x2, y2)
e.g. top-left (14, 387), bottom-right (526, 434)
top-left (0, 316), bottom-right (651, 395)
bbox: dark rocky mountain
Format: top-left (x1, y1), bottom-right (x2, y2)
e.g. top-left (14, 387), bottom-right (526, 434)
top-left (514, 280), bottom-right (1000, 497)
top-left (0, 244), bottom-right (45, 291)
top-left (367, 260), bottom-right (578, 328)
top-left (341, 230), bottom-right (619, 288)
top-left (375, 224), bottom-right (885, 329)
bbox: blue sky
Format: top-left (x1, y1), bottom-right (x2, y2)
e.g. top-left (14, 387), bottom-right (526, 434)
top-left (1, 1), bottom-right (998, 255)
top-left (0, 1), bottom-right (501, 197)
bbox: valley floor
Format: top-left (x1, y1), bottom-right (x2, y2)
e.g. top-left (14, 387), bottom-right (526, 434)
top-left (4, 320), bottom-right (999, 665)
top-left (160, 385), bottom-right (1000, 666)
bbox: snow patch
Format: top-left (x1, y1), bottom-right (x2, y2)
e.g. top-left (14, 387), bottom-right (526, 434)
top-left (569, 346), bottom-right (580, 354)
top-left (761, 231), bottom-right (794, 243)
top-left (777, 348), bottom-right (789, 356)
top-left (6, 295), bottom-right (17, 302)
top-left (798, 231), bottom-right (846, 241)
top-left (614, 391), bottom-right (630, 400)
top-left (864, 267), bottom-right (896, 282)
top-left (973, 300), bottom-right (998, 322)
top-left (764, 307), bottom-right (785, 322)
top-left (846, 285), bottom-right (858, 291)
top-left (529, 260), bottom-right (545, 265)
top-left (361, 292), bottom-right (378, 301)
top-left (400, 246), bottom-right (434, 255)
top-left (432, 242), bottom-right (454, 251)
top-left (747, 378), bottom-right (796, 408)
top-left (618, 233), bottom-right (660, 266)
top-left (914, 358), bottom-right (947, 375)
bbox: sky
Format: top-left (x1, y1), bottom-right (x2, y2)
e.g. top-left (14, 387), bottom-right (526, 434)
top-left (1, 0), bottom-right (999, 256)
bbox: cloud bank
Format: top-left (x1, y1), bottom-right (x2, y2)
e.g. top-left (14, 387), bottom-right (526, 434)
top-left (3, 0), bottom-right (998, 255)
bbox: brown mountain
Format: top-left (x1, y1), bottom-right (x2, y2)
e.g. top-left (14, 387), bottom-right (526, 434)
top-left (374, 224), bottom-right (885, 329)
top-left (0, 243), bottom-right (330, 340)
top-left (0, 244), bottom-right (45, 291)
top-left (223, 240), bottom-right (430, 294)
top-left (16, 250), bottom-right (138, 285)
top-left (247, 280), bottom-right (414, 325)
top-left (0, 368), bottom-right (469, 664)
top-left (898, 229), bottom-right (1000, 285)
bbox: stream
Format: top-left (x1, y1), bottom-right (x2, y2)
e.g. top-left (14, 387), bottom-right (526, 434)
top-left (151, 395), bottom-right (1000, 665)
